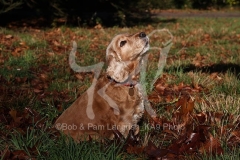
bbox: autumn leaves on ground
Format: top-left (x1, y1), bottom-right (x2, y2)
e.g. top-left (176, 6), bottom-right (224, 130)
top-left (0, 18), bottom-right (240, 159)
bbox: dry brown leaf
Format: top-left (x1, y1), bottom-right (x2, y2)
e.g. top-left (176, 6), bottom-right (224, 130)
top-left (5, 35), bottom-right (13, 39)
top-left (48, 52), bottom-right (55, 56)
top-left (75, 73), bottom-right (84, 81)
top-left (1, 147), bottom-right (10, 160)
top-left (179, 132), bottom-right (200, 154)
top-left (163, 129), bottom-right (178, 138)
top-left (9, 109), bottom-right (22, 124)
top-left (33, 88), bottom-right (43, 93)
top-left (9, 109), bottom-right (17, 121)
top-left (230, 131), bottom-right (240, 140)
top-left (53, 40), bottom-right (61, 46)
top-left (39, 73), bottom-right (48, 81)
top-left (177, 96), bottom-right (194, 121)
top-left (11, 150), bottom-right (30, 159)
top-left (127, 145), bottom-right (144, 154)
top-left (227, 130), bottom-right (240, 147)
top-left (145, 141), bottom-right (169, 158)
top-left (155, 83), bottom-right (165, 93)
top-left (199, 134), bottom-right (224, 155)
top-left (195, 112), bottom-right (206, 124)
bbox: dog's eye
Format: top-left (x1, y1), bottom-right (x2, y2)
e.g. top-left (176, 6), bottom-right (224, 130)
top-left (120, 40), bottom-right (127, 47)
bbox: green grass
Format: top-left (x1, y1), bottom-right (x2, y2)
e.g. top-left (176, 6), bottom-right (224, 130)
top-left (1, 17), bottom-right (240, 159)
top-left (0, 50), bottom-right (35, 81)
top-left (9, 127), bottom-right (133, 160)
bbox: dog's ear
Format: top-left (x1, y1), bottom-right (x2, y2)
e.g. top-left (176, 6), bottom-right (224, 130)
top-left (106, 46), bottom-right (130, 83)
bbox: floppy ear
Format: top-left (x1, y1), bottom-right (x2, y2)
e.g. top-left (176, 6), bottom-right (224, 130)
top-left (106, 47), bottom-right (130, 83)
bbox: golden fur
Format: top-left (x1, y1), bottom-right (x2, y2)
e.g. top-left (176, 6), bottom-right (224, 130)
top-left (54, 32), bottom-right (149, 141)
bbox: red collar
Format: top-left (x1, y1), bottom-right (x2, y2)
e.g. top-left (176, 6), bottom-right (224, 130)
top-left (107, 75), bottom-right (137, 87)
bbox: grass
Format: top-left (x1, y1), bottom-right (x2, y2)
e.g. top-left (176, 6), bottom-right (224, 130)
top-left (9, 128), bottom-right (131, 160)
top-left (0, 17), bottom-right (240, 159)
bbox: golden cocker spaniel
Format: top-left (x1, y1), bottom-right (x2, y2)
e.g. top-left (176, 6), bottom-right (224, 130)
top-left (55, 32), bottom-right (149, 141)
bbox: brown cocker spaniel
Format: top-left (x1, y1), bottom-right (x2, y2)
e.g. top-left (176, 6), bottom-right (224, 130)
top-left (55, 32), bottom-right (149, 141)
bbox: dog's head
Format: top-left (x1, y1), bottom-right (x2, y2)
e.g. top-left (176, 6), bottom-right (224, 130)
top-left (106, 32), bottom-right (149, 83)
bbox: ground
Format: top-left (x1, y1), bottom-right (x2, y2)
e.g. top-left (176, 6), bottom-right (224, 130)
top-left (0, 10), bottom-right (240, 159)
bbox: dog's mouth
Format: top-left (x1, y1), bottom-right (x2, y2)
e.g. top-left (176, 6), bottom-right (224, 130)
top-left (130, 37), bottom-right (149, 60)
top-left (144, 40), bottom-right (149, 48)
top-left (140, 37), bottom-right (150, 55)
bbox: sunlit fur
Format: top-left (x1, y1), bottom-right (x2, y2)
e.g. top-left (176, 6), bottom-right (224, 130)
top-left (55, 32), bottom-right (149, 141)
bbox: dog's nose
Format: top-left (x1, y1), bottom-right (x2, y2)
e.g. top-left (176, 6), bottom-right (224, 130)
top-left (139, 32), bottom-right (146, 38)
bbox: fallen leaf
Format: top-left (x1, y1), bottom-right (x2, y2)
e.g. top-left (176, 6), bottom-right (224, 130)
top-left (1, 147), bottom-right (10, 160)
top-left (5, 35), bottom-right (13, 39)
top-left (227, 131), bottom-right (240, 147)
top-left (127, 145), bottom-right (144, 154)
top-left (11, 150), bottom-right (30, 159)
top-left (195, 112), bottom-right (206, 124)
top-left (176, 96), bottom-right (194, 124)
top-left (75, 73), bottom-right (84, 80)
top-left (145, 141), bottom-right (169, 158)
top-left (33, 88), bottom-right (43, 93)
top-left (199, 134), bottom-right (224, 156)
top-left (179, 132), bottom-right (200, 154)
top-left (9, 109), bottom-right (22, 124)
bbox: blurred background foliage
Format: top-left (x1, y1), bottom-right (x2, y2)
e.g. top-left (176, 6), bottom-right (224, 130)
top-left (0, 0), bottom-right (239, 27)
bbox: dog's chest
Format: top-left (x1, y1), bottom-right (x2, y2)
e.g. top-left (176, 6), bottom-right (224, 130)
top-left (104, 83), bottom-right (144, 122)
top-left (95, 77), bottom-right (144, 126)
top-left (104, 84), bottom-right (140, 105)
